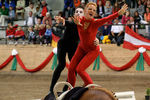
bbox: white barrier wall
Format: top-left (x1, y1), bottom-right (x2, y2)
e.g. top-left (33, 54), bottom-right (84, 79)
top-left (115, 91), bottom-right (136, 100)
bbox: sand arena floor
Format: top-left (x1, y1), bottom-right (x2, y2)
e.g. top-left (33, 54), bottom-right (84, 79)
top-left (0, 44), bottom-right (150, 100)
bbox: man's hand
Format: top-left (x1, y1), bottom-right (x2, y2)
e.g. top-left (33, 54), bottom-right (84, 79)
top-left (118, 4), bottom-right (128, 15)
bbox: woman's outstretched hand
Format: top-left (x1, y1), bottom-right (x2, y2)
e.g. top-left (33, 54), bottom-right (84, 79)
top-left (72, 15), bottom-right (83, 26)
top-left (118, 4), bottom-right (128, 15)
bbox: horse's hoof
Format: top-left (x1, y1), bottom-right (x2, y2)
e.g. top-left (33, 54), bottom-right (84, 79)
top-left (44, 92), bottom-right (56, 100)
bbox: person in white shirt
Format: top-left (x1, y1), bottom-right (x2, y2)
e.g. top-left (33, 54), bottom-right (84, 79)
top-left (24, 11), bottom-right (35, 27)
top-left (109, 18), bottom-right (124, 46)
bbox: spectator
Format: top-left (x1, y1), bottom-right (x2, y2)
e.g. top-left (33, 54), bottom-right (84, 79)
top-left (134, 11), bottom-right (142, 28)
top-left (97, 21), bottom-right (112, 44)
top-left (9, 0), bottom-right (16, 9)
top-left (144, 7), bottom-right (150, 37)
top-left (28, 26), bottom-right (36, 44)
top-left (35, 18), bottom-right (42, 26)
top-left (35, 5), bottom-right (41, 19)
top-left (129, 16), bottom-right (138, 33)
top-left (42, 12), bottom-right (52, 26)
top-left (88, 0), bottom-right (97, 3)
top-left (14, 26), bottom-right (25, 45)
top-left (63, 0), bottom-right (74, 19)
top-left (80, 0), bottom-right (86, 8)
top-left (0, 0), bottom-right (4, 6)
top-left (4, 0), bottom-right (9, 9)
top-left (97, 0), bottom-right (105, 18)
top-left (112, 2), bottom-right (120, 14)
top-left (34, 25), bottom-right (40, 44)
top-left (52, 20), bottom-right (65, 38)
top-left (44, 25), bottom-right (52, 46)
top-left (102, 21), bottom-right (112, 36)
top-left (73, 0), bottom-right (81, 8)
top-left (104, 0), bottom-right (112, 17)
top-left (8, 6), bottom-right (15, 25)
top-left (109, 19), bottom-right (124, 46)
top-left (24, 11), bottom-right (35, 27)
top-left (39, 24), bottom-right (46, 45)
top-left (24, 3), bottom-right (36, 19)
top-left (16, 0), bottom-right (25, 20)
top-left (39, 0), bottom-right (52, 19)
top-left (137, 0), bottom-right (145, 17)
top-left (6, 23), bottom-right (15, 44)
top-left (0, 5), bottom-right (9, 26)
top-left (130, 0), bottom-right (137, 8)
top-left (146, 0), bottom-right (150, 9)
top-left (121, 10), bottom-right (130, 24)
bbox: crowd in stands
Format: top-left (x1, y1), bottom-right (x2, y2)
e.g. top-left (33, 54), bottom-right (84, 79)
top-left (1, 0), bottom-right (150, 46)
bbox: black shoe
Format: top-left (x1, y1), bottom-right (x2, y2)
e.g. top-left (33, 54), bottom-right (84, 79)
top-left (44, 92), bottom-right (56, 100)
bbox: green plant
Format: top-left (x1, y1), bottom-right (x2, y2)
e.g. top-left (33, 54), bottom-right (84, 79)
top-left (146, 88), bottom-right (150, 96)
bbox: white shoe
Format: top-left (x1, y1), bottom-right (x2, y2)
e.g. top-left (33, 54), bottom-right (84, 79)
top-left (15, 42), bottom-right (18, 46)
top-left (40, 42), bottom-right (42, 46)
top-left (22, 42), bottom-right (25, 45)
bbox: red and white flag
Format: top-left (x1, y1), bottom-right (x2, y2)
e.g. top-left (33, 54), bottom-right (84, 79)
top-left (123, 26), bottom-right (150, 50)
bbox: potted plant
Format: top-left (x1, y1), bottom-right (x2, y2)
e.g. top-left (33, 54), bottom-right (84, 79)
top-left (145, 88), bottom-right (150, 100)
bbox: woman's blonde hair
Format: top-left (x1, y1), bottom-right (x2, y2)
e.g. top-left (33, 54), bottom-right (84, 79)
top-left (85, 2), bottom-right (97, 9)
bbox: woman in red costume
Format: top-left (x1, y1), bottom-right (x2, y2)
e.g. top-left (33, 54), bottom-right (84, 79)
top-left (68, 2), bottom-right (128, 87)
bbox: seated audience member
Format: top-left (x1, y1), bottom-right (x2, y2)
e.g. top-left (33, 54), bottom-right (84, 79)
top-left (24, 3), bottom-right (36, 19)
top-left (0, 4), bottom-right (9, 26)
top-left (6, 23), bottom-right (15, 44)
top-left (137, 0), bottom-right (145, 17)
top-left (104, 0), bottom-right (112, 17)
top-left (44, 25), bottom-right (52, 46)
top-left (134, 11), bottom-right (142, 29)
top-left (102, 21), bottom-right (112, 36)
top-left (144, 7), bottom-right (150, 38)
top-left (9, 0), bottom-right (16, 9)
top-left (42, 12), bottom-right (52, 26)
top-left (16, 0), bottom-right (25, 19)
top-left (109, 19), bottom-right (124, 46)
top-left (34, 25), bottom-right (40, 44)
top-left (28, 26), bottom-right (36, 44)
top-left (35, 5), bottom-right (41, 19)
top-left (128, 16), bottom-right (138, 33)
top-left (8, 6), bottom-right (15, 25)
top-left (14, 26), bottom-right (25, 45)
top-left (62, 0), bottom-right (74, 19)
top-left (24, 11), bottom-right (35, 27)
top-left (100, 22), bottom-right (112, 44)
top-left (146, 0), bottom-right (150, 9)
top-left (35, 18), bottom-right (42, 26)
top-left (112, 2), bottom-right (120, 14)
top-left (121, 10), bottom-right (130, 24)
top-left (4, 0), bottom-right (9, 9)
top-left (39, 24), bottom-right (46, 45)
top-left (39, 0), bottom-right (52, 20)
top-left (52, 20), bottom-right (65, 38)
top-left (97, 0), bottom-right (105, 18)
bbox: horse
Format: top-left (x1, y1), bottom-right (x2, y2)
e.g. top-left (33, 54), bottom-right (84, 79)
top-left (44, 82), bottom-right (118, 100)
